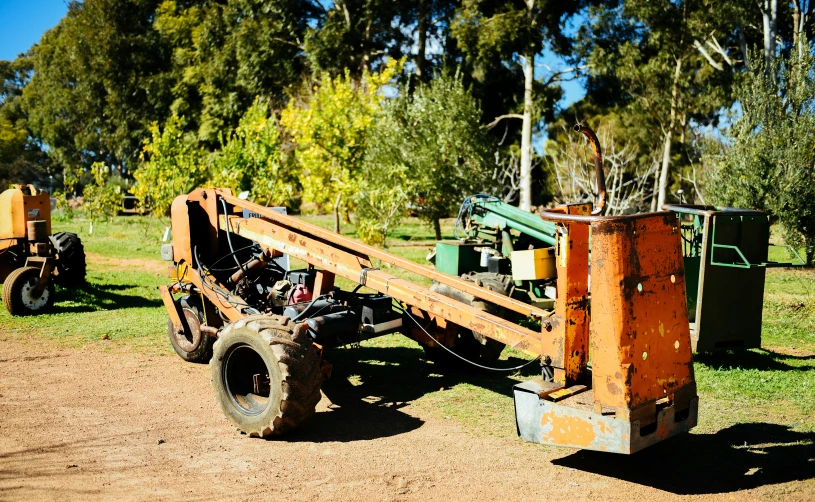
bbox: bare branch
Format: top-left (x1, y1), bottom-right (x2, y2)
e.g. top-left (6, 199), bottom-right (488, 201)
top-left (485, 114), bottom-right (524, 130)
top-left (694, 40), bottom-right (724, 71)
top-left (706, 37), bottom-right (734, 66)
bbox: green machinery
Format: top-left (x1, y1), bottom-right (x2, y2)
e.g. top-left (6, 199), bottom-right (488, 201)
top-left (663, 205), bottom-right (803, 351)
top-left (431, 197), bottom-right (803, 352)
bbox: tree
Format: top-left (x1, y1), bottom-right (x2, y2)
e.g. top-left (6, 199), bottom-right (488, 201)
top-left (361, 72), bottom-right (496, 241)
top-left (209, 98), bottom-right (297, 207)
top-left (281, 58), bottom-right (401, 232)
top-left (304, 0), bottom-right (409, 77)
top-left (23, 0), bottom-right (175, 174)
top-left (450, 0), bottom-right (589, 211)
top-left (1, 58), bottom-right (53, 190)
top-left (575, 0), bottom-right (744, 210)
top-left (83, 162), bottom-right (125, 224)
top-left (154, 0), bottom-right (317, 143)
top-left (547, 123), bottom-right (657, 214)
top-left (132, 115), bottom-right (209, 216)
top-left (707, 44), bottom-right (815, 265)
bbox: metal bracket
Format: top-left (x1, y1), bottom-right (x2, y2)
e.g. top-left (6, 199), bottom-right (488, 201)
top-left (358, 267), bottom-right (379, 287)
top-left (24, 256), bottom-right (54, 296)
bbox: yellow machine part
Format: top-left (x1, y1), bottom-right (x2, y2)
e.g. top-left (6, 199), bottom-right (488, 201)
top-left (510, 247), bottom-right (556, 281)
top-left (0, 185), bottom-right (52, 240)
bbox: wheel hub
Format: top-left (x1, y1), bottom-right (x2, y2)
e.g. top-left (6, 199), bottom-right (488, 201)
top-left (173, 309), bottom-right (202, 352)
top-left (20, 279), bottom-right (49, 311)
top-left (223, 344), bottom-right (271, 415)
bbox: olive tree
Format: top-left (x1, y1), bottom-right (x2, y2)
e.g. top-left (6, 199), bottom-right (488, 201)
top-left (707, 43), bottom-right (815, 265)
top-left (361, 72), bottom-right (496, 241)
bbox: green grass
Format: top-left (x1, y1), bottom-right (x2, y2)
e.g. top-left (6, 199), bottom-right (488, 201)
top-left (692, 267), bottom-right (815, 433)
top-left (1, 212), bottom-right (814, 440)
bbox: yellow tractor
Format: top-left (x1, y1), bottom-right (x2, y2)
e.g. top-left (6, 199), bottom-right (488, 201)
top-left (0, 185), bottom-right (86, 315)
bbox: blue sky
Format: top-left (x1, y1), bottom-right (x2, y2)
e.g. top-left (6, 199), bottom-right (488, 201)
top-left (0, 0), bottom-right (69, 61)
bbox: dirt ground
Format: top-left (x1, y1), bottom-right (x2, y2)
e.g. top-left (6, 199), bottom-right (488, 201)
top-left (1, 336), bottom-right (813, 501)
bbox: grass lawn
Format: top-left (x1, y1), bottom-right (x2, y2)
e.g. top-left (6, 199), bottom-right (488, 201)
top-left (1, 212), bottom-right (813, 441)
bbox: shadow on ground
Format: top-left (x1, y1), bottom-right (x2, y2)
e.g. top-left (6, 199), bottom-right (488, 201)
top-left (51, 282), bottom-right (163, 313)
top-left (695, 348), bottom-right (815, 371)
top-left (286, 344), bottom-right (537, 443)
top-left (553, 422), bottom-right (815, 495)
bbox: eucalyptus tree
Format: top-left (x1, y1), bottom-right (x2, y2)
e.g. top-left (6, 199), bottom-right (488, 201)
top-left (575, 0), bottom-right (749, 209)
top-left (22, 0), bottom-right (175, 173)
top-left (450, 0), bottom-right (590, 211)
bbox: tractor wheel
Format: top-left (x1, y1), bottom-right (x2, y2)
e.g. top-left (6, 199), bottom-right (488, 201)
top-left (50, 232), bottom-right (86, 286)
top-left (168, 295), bottom-right (214, 363)
top-left (2, 266), bottom-right (55, 316)
top-left (423, 272), bottom-right (513, 368)
top-left (211, 314), bottom-right (323, 437)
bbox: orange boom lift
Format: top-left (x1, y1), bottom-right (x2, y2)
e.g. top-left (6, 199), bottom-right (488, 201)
top-left (159, 138), bottom-right (697, 455)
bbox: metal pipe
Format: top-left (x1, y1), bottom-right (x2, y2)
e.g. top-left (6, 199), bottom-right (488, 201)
top-left (661, 204), bottom-right (765, 217)
top-left (539, 209), bottom-right (673, 225)
top-left (574, 124), bottom-right (607, 215)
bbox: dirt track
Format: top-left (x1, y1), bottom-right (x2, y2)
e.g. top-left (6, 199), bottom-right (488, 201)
top-left (1, 336), bottom-right (813, 501)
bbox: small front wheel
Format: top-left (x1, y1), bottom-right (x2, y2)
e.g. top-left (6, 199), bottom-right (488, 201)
top-left (2, 266), bottom-right (55, 316)
top-left (168, 295), bottom-right (214, 363)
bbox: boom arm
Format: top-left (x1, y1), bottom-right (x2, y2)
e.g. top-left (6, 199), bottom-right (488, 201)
top-left (197, 191), bottom-right (552, 359)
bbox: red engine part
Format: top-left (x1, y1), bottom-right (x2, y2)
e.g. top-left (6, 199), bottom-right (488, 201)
top-left (289, 284), bottom-right (313, 304)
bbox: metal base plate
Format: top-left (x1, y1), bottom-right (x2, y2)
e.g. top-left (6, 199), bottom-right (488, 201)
top-left (514, 380), bottom-right (698, 454)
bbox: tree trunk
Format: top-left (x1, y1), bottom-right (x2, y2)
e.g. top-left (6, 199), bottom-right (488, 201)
top-left (657, 58), bottom-right (683, 210)
top-left (433, 216), bottom-right (442, 241)
top-left (650, 173), bottom-right (659, 212)
top-left (416, 0), bottom-right (427, 81)
top-left (518, 0), bottom-right (536, 212)
top-left (333, 193), bottom-right (342, 234)
top-left (762, 0), bottom-right (778, 68)
top-left (657, 132), bottom-right (674, 210)
top-left (519, 51), bottom-right (534, 212)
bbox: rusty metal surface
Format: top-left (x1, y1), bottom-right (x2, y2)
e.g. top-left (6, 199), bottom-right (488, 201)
top-left (164, 187), bottom-right (701, 453)
top-left (589, 212), bottom-right (695, 411)
top-left (544, 203), bottom-right (591, 383)
top-left (220, 192), bottom-right (549, 320)
top-left (159, 285), bottom-right (184, 336)
top-left (514, 380), bottom-right (698, 454)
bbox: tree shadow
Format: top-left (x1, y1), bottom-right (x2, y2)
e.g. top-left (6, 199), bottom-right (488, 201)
top-left (695, 348), bottom-right (815, 372)
top-left (553, 423), bottom-right (815, 495)
top-left (284, 344), bottom-right (538, 443)
top-left (50, 282), bottom-right (163, 313)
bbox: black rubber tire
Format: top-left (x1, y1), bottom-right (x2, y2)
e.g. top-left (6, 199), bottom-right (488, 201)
top-left (50, 232), bottom-right (86, 286)
top-left (211, 314), bottom-right (323, 437)
top-left (2, 266), bottom-right (55, 316)
top-left (168, 295), bottom-right (214, 363)
top-left (423, 272), bottom-right (513, 367)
